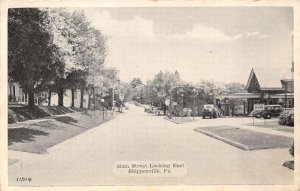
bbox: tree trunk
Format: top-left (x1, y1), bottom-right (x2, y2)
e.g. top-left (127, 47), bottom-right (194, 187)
top-left (92, 86), bottom-right (95, 105)
top-left (28, 90), bottom-right (35, 107)
top-left (80, 89), bottom-right (84, 108)
top-left (48, 90), bottom-right (51, 106)
top-left (58, 88), bottom-right (64, 106)
top-left (111, 88), bottom-right (114, 108)
top-left (88, 93), bottom-right (92, 108)
top-left (71, 88), bottom-right (75, 107)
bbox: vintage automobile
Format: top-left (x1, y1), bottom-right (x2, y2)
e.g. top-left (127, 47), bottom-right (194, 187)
top-left (261, 105), bottom-right (283, 119)
top-left (248, 109), bottom-right (263, 118)
top-left (202, 104), bottom-right (219, 119)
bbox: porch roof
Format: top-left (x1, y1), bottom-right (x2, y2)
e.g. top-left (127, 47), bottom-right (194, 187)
top-left (217, 93), bottom-right (260, 99)
top-left (269, 93), bottom-right (294, 99)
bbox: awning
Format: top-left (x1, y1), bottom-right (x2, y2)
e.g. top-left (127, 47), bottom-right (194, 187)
top-left (217, 93), bottom-right (260, 99)
top-left (269, 93), bottom-right (294, 99)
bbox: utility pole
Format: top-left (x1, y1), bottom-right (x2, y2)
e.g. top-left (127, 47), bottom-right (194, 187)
top-left (112, 87), bottom-right (114, 108)
top-left (111, 87), bottom-right (115, 116)
top-left (192, 88), bottom-right (198, 120)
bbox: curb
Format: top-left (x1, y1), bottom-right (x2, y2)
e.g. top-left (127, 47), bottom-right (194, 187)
top-left (163, 117), bottom-right (184, 124)
top-left (194, 128), bottom-right (251, 151)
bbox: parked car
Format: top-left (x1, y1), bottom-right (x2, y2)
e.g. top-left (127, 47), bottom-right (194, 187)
top-left (202, 104), bottom-right (219, 119)
top-left (261, 105), bottom-right (283, 119)
top-left (145, 106), bottom-right (159, 114)
top-left (248, 109), bottom-right (263, 118)
top-left (144, 105), bottom-right (151, 112)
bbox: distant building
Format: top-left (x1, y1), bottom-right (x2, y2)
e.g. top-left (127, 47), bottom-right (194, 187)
top-left (8, 81), bottom-right (89, 108)
top-left (216, 67), bottom-right (294, 116)
top-left (8, 80), bottom-right (29, 105)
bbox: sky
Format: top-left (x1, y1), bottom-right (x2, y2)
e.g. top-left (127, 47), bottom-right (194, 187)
top-left (79, 7), bottom-right (293, 84)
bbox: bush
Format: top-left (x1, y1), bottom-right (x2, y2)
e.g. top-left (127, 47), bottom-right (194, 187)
top-left (279, 110), bottom-right (294, 127)
top-left (289, 142), bottom-right (294, 157)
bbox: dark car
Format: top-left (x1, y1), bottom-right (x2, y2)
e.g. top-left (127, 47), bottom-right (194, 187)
top-left (202, 104), bottom-right (218, 119)
top-left (261, 105), bottom-right (283, 119)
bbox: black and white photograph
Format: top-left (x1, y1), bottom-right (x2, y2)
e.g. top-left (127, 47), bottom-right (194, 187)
top-left (1, 1), bottom-right (299, 190)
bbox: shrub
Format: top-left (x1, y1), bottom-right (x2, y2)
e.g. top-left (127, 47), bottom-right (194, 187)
top-left (279, 110), bottom-right (294, 127)
top-left (289, 142), bottom-right (294, 157)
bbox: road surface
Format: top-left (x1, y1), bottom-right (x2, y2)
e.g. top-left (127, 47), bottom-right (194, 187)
top-left (8, 103), bottom-right (293, 186)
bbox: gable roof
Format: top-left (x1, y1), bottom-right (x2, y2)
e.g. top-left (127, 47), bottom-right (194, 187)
top-left (246, 67), bottom-right (291, 90)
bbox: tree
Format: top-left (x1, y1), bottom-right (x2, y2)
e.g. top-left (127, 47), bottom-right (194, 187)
top-left (142, 71), bottom-right (181, 106)
top-left (44, 9), bottom-right (107, 107)
top-left (224, 82), bottom-right (247, 94)
top-left (42, 8), bottom-right (78, 106)
top-left (93, 68), bottom-right (120, 108)
top-left (8, 8), bottom-right (64, 106)
top-left (65, 69), bottom-right (87, 107)
top-left (119, 82), bottom-right (133, 102)
top-left (130, 78), bottom-right (143, 89)
top-left (71, 11), bottom-right (107, 108)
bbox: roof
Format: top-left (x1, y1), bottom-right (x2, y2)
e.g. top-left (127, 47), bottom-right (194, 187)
top-left (269, 93), bottom-right (294, 99)
top-left (246, 67), bottom-right (292, 89)
top-left (217, 93), bottom-right (260, 99)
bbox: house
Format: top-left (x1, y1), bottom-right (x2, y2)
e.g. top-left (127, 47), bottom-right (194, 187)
top-left (8, 81), bottom-right (90, 108)
top-left (8, 81), bottom-right (29, 105)
top-left (216, 67), bottom-right (294, 116)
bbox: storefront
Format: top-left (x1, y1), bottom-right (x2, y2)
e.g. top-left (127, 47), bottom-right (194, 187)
top-left (216, 67), bottom-right (294, 116)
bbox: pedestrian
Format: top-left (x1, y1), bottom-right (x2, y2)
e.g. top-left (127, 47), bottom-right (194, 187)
top-left (91, 103), bottom-right (95, 115)
top-left (187, 107), bottom-right (192, 118)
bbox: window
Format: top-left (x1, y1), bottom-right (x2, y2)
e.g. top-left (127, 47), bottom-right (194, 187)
top-left (274, 107), bottom-right (280, 110)
top-left (265, 106), bottom-right (273, 110)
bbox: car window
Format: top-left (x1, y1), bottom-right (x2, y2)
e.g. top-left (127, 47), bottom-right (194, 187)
top-left (265, 106), bottom-right (273, 110)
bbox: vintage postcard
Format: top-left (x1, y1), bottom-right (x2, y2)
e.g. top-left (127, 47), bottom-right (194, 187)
top-left (0, 0), bottom-right (299, 191)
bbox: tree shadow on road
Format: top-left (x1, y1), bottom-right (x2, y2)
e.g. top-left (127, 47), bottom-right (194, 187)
top-left (8, 128), bottom-right (49, 146)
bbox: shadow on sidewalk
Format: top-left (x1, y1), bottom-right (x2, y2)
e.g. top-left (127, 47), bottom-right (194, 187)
top-left (8, 128), bottom-right (49, 146)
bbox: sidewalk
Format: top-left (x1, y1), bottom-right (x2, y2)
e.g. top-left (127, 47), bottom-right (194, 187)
top-left (181, 117), bottom-right (293, 138)
top-left (222, 118), bottom-right (293, 138)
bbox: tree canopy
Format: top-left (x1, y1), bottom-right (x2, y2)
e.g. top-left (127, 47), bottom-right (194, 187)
top-left (8, 8), bottom-right (109, 107)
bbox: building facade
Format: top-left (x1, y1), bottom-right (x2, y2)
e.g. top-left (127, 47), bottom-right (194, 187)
top-left (8, 82), bottom-right (90, 108)
top-left (216, 67), bottom-right (294, 116)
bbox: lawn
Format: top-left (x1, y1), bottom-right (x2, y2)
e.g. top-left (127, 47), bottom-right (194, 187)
top-left (195, 125), bottom-right (293, 150)
top-left (244, 118), bottom-right (294, 134)
top-left (273, 127), bottom-right (294, 133)
top-left (244, 118), bottom-right (280, 128)
top-left (8, 105), bottom-right (87, 124)
top-left (8, 111), bottom-right (115, 154)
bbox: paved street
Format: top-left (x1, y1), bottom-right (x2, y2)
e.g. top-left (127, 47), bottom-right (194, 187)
top-left (8, 103), bottom-right (293, 186)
